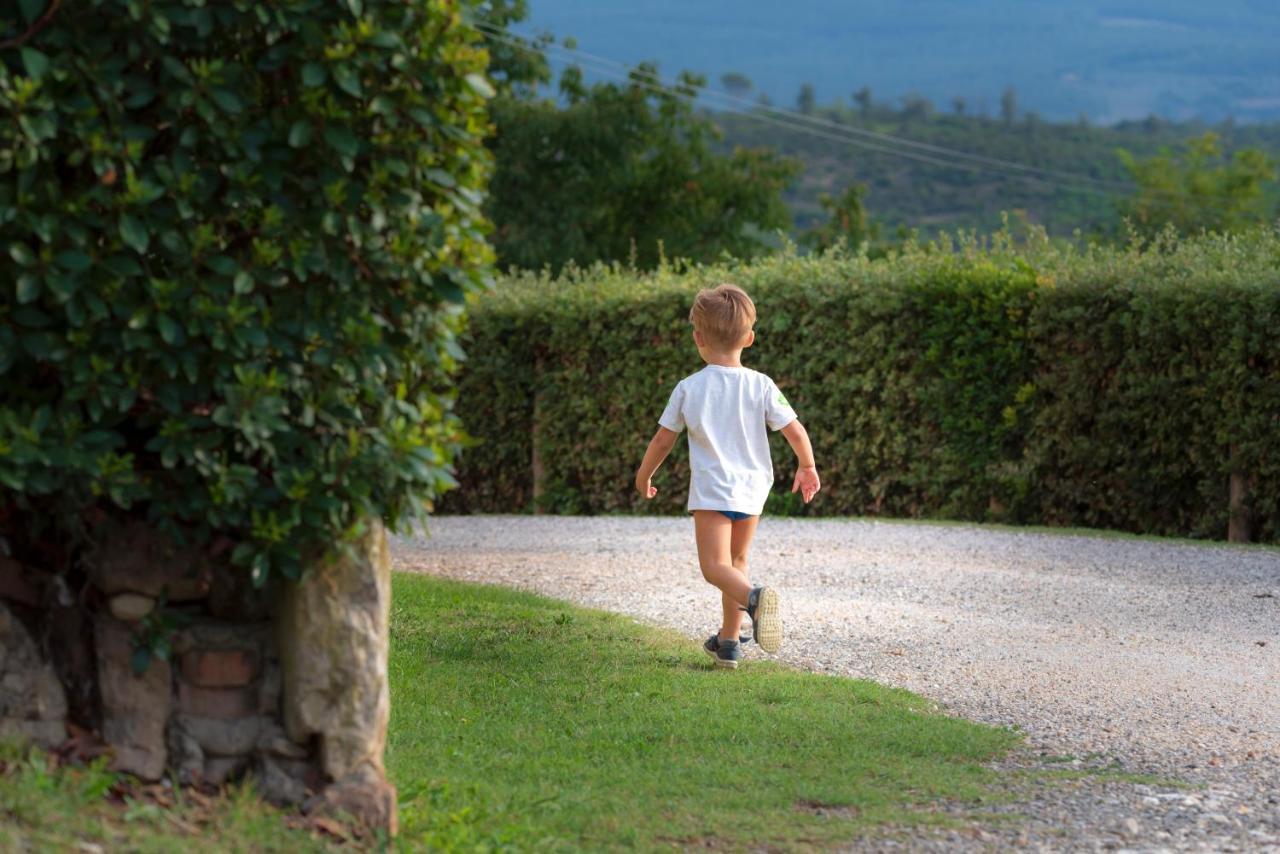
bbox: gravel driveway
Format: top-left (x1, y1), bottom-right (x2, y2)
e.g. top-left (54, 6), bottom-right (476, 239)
top-left (393, 515), bottom-right (1279, 852)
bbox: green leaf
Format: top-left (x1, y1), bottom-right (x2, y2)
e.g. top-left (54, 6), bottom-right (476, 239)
top-left (9, 243), bottom-right (35, 267)
top-left (102, 255), bottom-right (142, 276)
top-left (250, 552), bottom-right (270, 588)
top-left (18, 0), bottom-right (43, 24)
top-left (161, 56), bottom-right (193, 85)
top-left (288, 120), bottom-right (312, 148)
top-left (426, 168), bottom-right (456, 189)
top-left (20, 48), bottom-right (50, 81)
top-left (119, 214), bottom-right (149, 253)
top-left (47, 275), bottom-right (81, 301)
top-left (22, 332), bottom-right (56, 359)
top-left (209, 88), bottom-right (244, 114)
top-left (301, 63), bottom-right (326, 87)
top-left (231, 542), bottom-right (254, 567)
top-left (206, 255), bottom-right (238, 276)
top-left (55, 249), bottom-right (92, 272)
top-left (323, 126), bottom-right (358, 159)
top-left (157, 314), bottom-right (181, 345)
top-left (16, 274), bottom-right (39, 304)
top-left (465, 73), bottom-right (495, 99)
top-left (233, 271), bottom-right (254, 294)
top-left (332, 64), bottom-right (362, 98)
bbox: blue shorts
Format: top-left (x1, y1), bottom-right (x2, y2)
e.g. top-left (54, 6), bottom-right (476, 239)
top-left (718, 510), bottom-right (754, 521)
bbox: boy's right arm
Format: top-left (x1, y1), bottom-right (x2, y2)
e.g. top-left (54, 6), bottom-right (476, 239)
top-left (635, 427), bottom-right (679, 499)
top-left (780, 420), bottom-right (821, 503)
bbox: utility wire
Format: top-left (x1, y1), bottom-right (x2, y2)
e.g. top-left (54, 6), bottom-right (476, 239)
top-left (481, 25), bottom-right (1118, 197)
top-left (487, 24), bottom-right (1135, 194)
top-left (477, 22), bottom-right (1264, 211)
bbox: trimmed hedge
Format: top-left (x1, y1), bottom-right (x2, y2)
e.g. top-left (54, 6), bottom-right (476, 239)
top-left (446, 231), bottom-right (1280, 543)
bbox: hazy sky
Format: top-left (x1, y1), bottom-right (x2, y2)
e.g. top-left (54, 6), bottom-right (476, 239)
top-left (517, 1), bottom-right (1280, 123)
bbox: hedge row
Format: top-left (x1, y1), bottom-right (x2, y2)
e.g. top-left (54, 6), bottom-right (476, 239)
top-left (444, 230), bottom-right (1280, 542)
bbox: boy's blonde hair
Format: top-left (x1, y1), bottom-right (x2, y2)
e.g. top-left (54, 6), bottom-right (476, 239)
top-left (689, 283), bottom-right (756, 350)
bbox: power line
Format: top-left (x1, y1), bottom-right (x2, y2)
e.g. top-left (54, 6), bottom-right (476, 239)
top-left (476, 22), bottom-right (1264, 211)
top-left (496, 33), bottom-right (993, 174)
top-left (477, 24), bottom-right (1122, 194)
top-left (491, 25), bottom-right (1136, 194)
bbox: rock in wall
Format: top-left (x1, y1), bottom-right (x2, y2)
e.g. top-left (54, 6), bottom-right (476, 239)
top-left (277, 520), bottom-right (396, 833)
top-left (0, 602), bottom-right (67, 748)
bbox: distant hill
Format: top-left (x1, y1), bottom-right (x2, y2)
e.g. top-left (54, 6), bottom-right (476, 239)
top-left (711, 105), bottom-right (1280, 237)
top-left (520, 0), bottom-right (1280, 124)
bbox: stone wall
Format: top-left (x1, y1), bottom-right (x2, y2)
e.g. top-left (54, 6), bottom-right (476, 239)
top-left (0, 521), bottom-right (396, 835)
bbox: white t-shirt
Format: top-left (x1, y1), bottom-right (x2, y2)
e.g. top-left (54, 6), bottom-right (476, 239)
top-left (658, 364), bottom-right (797, 515)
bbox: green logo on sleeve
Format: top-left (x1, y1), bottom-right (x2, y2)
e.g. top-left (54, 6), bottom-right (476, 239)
top-left (776, 392), bottom-right (790, 408)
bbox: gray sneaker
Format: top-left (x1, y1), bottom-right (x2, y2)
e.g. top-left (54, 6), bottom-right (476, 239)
top-left (746, 586), bottom-right (782, 653)
top-left (702, 635), bottom-right (743, 669)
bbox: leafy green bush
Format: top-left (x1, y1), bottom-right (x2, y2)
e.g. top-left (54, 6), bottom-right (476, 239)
top-left (1027, 229), bottom-right (1280, 539)
top-left (0, 1), bottom-right (492, 581)
top-left (445, 230), bottom-right (1280, 542)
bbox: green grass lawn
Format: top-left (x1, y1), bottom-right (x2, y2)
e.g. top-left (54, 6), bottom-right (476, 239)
top-left (1, 573), bottom-right (1022, 852)
top-left (387, 574), bottom-right (1020, 850)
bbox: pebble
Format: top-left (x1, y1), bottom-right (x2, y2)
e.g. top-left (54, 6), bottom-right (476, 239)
top-left (107, 592), bottom-right (155, 622)
top-left (394, 516), bottom-right (1280, 851)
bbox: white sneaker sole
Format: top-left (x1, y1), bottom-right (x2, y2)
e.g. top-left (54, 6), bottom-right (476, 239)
top-left (752, 587), bottom-right (783, 653)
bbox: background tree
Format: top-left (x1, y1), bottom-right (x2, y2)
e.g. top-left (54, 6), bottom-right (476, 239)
top-left (853, 86), bottom-right (873, 118)
top-left (720, 72), bottom-right (753, 99)
top-left (478, 13), bottom-right (800, 272)
top-left (1118, 132), bottom-right (1276, 236)
top-left (487, 65), bottom-right (800, 271)
top-left (901, 94), bottom-right (934, 122)
top-left (1001, 86), bottom-right (1018, 125)
top-left (952, 96), bottom-right (967, 116)
top-left (477, 0), bottom-right (552, 95)
top-left (802, 184), bottom-right (881, 253)
top-left (797, 83), bottom-right (816, 115)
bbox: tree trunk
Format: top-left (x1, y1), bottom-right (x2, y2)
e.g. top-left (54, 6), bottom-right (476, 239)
top-left (1228, 470), bottom-right (1251, 543)
top-left (531, 355), bottom-right (546, 513)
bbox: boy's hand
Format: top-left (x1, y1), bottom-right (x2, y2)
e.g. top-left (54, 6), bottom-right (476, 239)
top-left (636, 474), bottom-right (657, 499)
top-left (792, 466), bottom-right (820, 503)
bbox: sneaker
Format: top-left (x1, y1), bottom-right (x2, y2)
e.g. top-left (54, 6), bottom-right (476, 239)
top-left (745, 586), bottom-right (782, 653)
top-left (702, 634), bottom-right (743, 669)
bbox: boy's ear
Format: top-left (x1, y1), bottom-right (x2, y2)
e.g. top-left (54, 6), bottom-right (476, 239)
top-left (743, 329), bottom-right (755, 348)
top-left (692, 328), bottom-right (704, 347)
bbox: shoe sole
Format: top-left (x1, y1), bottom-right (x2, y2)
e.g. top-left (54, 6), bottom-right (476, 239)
top-left (752, 587), bottom-right (782, 653)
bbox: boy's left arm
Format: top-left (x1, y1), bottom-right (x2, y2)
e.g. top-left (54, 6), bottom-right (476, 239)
top-left (780, 419), bottom-right (821, 503)
top-left (635, 427), bottom-right (679, 499)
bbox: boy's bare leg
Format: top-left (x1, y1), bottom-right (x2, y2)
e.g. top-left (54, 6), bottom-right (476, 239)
top-left (721, 515), bottom-right (759, 640)
top-left (693, 512), bottom-right (754, 630)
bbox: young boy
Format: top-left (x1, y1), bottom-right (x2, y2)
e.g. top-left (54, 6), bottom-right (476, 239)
top-left (634, 283), bottom-right (820, 669)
